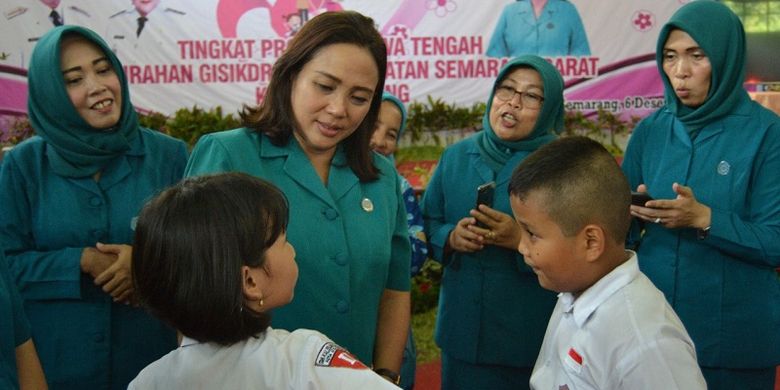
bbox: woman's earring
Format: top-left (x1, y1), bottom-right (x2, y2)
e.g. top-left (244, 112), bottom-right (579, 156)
top-left (259, 298), bottom-right (264, 308)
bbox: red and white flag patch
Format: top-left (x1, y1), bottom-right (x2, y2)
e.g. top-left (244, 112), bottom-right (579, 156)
top-left (567, 348), bottom-right (583, 365)
top-left (564, 347), bottom-right (583, 374)
top-left (315, 342), bottom-right (368, 370)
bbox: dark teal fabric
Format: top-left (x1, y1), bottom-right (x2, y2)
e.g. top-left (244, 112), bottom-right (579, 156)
top-left (27, 25), bottom-right (139, 178)
top-left (0, 128), bottom-right (186, 389)
top-left (656, 1), bottom-right (750, 131)
top-left (476, 55), bottom-right (564, 172)
top-left (442, 352), bottom-right (532, 390)
top-left (422, 134), bottom-right (558, 369)
top-left (0, 251), bottom-right (31, 389)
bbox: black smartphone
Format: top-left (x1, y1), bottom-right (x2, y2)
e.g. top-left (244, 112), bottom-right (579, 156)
top-left (475, 182), bottom-right (495, 227)
top-left (631, 191), bottom-right (654, 207)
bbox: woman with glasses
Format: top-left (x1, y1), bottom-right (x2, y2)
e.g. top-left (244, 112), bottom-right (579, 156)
top-left (422, 55), bottom-right (564, 389)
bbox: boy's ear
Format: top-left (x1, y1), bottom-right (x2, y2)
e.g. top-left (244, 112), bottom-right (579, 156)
top-left (580, 224), bottom-right (606, 263)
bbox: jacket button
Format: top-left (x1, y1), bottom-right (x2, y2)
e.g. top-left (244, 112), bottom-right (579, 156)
top-left (336, 300), bottom-right (349, 313)
top-left (89, 197), bottom-right (103, 206)
top-left (334, 253), bottom-right (348, 266)
top-left (324, 208), bottom-right (339, 220)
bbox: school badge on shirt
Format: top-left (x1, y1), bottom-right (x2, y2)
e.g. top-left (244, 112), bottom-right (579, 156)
top-left (315, 342), bottom-right (368, 369)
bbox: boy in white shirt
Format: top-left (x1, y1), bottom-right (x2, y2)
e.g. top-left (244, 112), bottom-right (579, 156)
top-left (507, 136), bottom-right (706, 390)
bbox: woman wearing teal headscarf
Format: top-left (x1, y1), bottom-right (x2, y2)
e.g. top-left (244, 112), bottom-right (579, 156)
top-left (422, 55), bottom-right (562, 389)
top-left (622, 2), bottom-right (780, 388)
top-left (370, 92), bottom-right (427, 276)
top-left (370, 92), bottom-right (427, 390)
top-left (0, 25), bottom-right (185, 389)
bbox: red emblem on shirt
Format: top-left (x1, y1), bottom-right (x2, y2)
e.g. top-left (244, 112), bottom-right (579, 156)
top-left (315, 342), bottom-right (368, 369)
top-left (568, 348), bottom-right (583, 365)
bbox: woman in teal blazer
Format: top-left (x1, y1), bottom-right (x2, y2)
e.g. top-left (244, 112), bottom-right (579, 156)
top-left (422, 55), bottom-right (563, 389)
top-left (185, 12), bottom-right (410, 384)
top-left (622, 2), bottom-right (780, 389)
top-left (0, 26), bottom-right (183, 389)
top-left (487, 0), bottom-right (590, 58)
top-left (0, 250), bottom-right (46, 389)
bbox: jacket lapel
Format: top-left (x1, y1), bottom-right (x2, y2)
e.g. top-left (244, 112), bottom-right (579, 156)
top-left (269, 138), bottom-right (338, 209)
top-left (327, 149), bottom-right (359, 202)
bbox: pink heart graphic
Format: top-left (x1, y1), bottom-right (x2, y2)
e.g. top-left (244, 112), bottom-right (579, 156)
top-left (217, 0), bottom-right (431, 38)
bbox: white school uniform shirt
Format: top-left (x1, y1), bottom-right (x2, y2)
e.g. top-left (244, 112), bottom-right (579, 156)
top-left (529, 252), bottom-right (706, 390)
top-left (128, 327), bottom-right (400, 390)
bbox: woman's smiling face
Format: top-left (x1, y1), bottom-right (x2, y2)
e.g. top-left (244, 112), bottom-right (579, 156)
top-left (60, 36), bottom-right (122, 130)
top-left (290, 43), bottom-right (378, 160)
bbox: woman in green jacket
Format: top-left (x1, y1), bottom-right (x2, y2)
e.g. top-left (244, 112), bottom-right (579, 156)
top-left (422, 55), bottom-right (564, 389)
top-left (0, 26), bottom-right (184, 389)
top-left (185, 11), bottom-right (410, 385)
top-left (622, 2), bottom-right (780, 389)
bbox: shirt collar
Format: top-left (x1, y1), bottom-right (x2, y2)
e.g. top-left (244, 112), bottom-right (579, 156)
top-left (559, 250), bottom-right (639, 328)
top-left (180, 336), bottom-right (199, 348)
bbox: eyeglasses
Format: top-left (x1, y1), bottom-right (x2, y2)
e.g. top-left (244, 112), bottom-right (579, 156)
top-left (494, 85), bottom-right (544, 109)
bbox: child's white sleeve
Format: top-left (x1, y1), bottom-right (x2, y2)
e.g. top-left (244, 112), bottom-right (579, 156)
top-left (292, 330), bottom-right (401, 390)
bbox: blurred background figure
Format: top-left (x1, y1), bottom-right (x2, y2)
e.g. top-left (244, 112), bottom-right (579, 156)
top-left (370, 92), bottom-right (428, 389)
top-left (487, 0), bottom-right (590, 58)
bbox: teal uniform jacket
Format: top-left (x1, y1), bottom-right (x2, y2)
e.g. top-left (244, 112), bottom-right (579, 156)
top-left (622, 100), bottom-right (780, 368)
top-left (0, 252), bottom-right (30, 389)
top-left (422, 133), bottom-right (557, 367)
top-left (184, 128), bottom-right (411, 364)
top-left (0, 129), bottom-right (185, 389)
top-left (487, 0), bottom-right (590, 58)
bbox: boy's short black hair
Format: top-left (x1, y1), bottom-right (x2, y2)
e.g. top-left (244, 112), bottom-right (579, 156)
top-left (508, 136), bottom-right (631, 243)
top-left (132, 172), bottom-right (288, 345)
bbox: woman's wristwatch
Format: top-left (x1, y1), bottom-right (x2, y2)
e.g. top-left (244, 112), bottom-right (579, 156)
top-left (374, 368), bottom-right (401, 385)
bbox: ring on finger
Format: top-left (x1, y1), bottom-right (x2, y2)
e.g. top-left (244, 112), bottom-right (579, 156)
top-left (654, 217), bottom-right (662, 224)
top-left (487, 231), bottom-right (495, 239)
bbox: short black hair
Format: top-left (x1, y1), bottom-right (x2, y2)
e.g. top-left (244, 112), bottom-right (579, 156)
top-left (508, 136), bottom-right (631, 243)
top-left (132, 172), bottom-right (288, 345)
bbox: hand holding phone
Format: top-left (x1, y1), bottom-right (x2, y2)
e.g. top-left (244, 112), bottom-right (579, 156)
top-left (631, 191), bottom-right (654, 207)
top-left (475, 182), bottom-right (495, 228)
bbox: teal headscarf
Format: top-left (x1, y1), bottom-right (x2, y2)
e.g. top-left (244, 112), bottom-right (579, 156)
top-left (381, 92), bottom-right (407, 142)
top-left (477, 55), bottom-right (564, 172)
top-left (657, 0), bottom-right (750, 131)
top-left (28, 25), bottom-right (139, 178)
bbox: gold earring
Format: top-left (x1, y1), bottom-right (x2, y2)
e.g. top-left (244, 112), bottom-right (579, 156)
top-left (259, 298), bottom-right (264, 308)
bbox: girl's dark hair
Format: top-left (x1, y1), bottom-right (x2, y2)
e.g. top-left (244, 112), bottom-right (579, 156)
top-left (240, 10), bottom-right (387, 182)
top-left (132, 172), bottom-right (289, 345)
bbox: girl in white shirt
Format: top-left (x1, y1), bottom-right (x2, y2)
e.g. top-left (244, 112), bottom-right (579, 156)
top-left (128, 172), bottom-right (399, 389)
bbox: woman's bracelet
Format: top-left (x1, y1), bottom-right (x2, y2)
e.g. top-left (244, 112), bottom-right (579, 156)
top-left (373, 367), bottom-right (400, 385)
